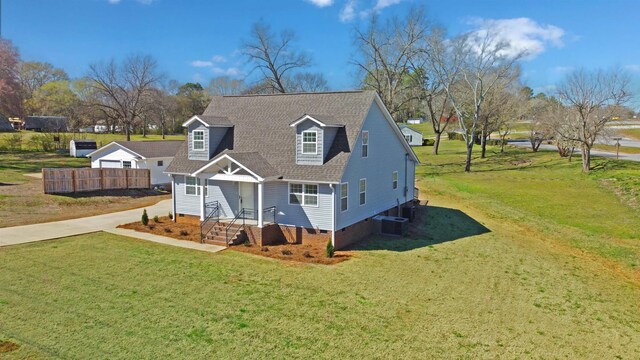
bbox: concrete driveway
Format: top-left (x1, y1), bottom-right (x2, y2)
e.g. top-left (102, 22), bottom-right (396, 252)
top-left (0, 200), bottom-right (172, 247)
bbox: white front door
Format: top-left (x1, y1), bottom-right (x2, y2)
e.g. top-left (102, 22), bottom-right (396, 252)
top-left (239, 182), bottom-right (255, 211)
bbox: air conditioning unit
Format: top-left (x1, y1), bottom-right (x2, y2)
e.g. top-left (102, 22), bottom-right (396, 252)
top-left (373, 215), bottom-right (409, 236)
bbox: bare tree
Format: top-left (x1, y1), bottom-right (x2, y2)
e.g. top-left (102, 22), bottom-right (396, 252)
top-left (0, 38), bottom-right (23, 117)
top-left (242, 21), bottom-right (310, 93)
top-left (556, 68), bottom-right (631, 172)
top-left (431, 30), bottom-right (523, 171)
top-left (286, 72), bottom-right (329, 92)
top-left (352, 9), bottom-right (429, 119)
top-left (19, 61), bottom-right (68, 100)
top-left (142, 88), bottom-right (176, 139)
top-left (207, 76), bottom-right (246, 96)
top-left (477, 74), bottom-right (521, 158)
top-left (87, 55), bottom-right (162, 141)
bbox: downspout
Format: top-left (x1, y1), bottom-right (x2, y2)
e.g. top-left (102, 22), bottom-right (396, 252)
top-left (404, 153), bottom-right (408, 204)
top-left (329, 183), bottom-right (336, 247)
top-left (171, 174), bottom-right (176, 222)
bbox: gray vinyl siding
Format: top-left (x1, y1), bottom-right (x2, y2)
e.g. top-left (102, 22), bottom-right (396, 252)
top-left (187, 123), bottom-right (209, 161)
top-left (336, 102), bottom-right (416, 229)
top-left (206, 180), bottom-right (238, 218)
top-left (173, 175), bottom-right (201, 216)
top-left (295, 120), bottom-right (323, 165)
top-left (263, 181), bottom-right (333, 230)
top-left (401, 127), bottom-right (423, 146)
top-left (323, 127), bottom-right (338, 159)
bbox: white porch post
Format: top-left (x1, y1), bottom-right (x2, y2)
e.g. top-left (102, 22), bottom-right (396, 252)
top-left (330, 184), bottom-right (336, 247)
top-left (199, 177), bottom-right (205, 221)
top-left (257, 182), bottom-right (264, 228)
top-left (171, 175), bottom-right (176, 222)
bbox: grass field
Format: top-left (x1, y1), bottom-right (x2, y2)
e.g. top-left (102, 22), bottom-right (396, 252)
top-left (615, 127), bottom-right (640, 140)
top-left (0, 153), bottom-right (169, 228)
top-left (1, 140), bottom-right (639, 358)
top-left (594, 143), bottom-right (640, 154)
top-left (0, 131), bottom-right (186, 151)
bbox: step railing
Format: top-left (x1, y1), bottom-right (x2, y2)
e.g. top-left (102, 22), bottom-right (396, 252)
top-left (225, 208), bottom-right (252, 245)
top-left (199, 201), bottom-right (220, 243)
top-left (263, 206), bottom-right (277, 224)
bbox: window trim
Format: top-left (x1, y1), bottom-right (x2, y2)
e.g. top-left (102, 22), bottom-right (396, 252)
top-left (288, 182), bottom-right (319, 207)
top-left (405, 134), bottom-right (412, 143)
top-left (122, 160), bottom-right (132, 169)
top-left (392, 171), bottom-right (398, 190)
top-left (192, 130), bottom-right (205, 151)
top-left (361, 130), bottom-right (369, 158)
top-left (340, 182), bottom-right (348, 212)
top-left (359, 178), bottom-right (366, 206)
top-left (185, 176), bottom-right (201, 196)
top-left (301, 130), bottom-right (318, 155)
top-left (157, 160), bottom-right (163, 167)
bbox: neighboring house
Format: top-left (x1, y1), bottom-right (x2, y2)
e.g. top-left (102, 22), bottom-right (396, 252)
top-left (407, 117), bottom-right (424, 125)
top-left (0, 114), bottom-right (14, 132)
top-left (165, 90), bottom-right (419, 249)
top-left (399, 125), bottom-right (423, 146)
top-left (87, 140), bottom-right (183, 185)
top-left (24, 116), bottom-right (68, 132)
top-left (69, 139), bottom-right (97, 157)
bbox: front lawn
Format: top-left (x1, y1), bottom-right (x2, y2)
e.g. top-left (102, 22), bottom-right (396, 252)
top-left (1, 140), bottom-right (639, 358)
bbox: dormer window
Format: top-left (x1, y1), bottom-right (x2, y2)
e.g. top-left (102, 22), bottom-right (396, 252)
top-left (193, 130), bottom-right (205, 151)
top-left (302, 131), bottom-right (317, 154)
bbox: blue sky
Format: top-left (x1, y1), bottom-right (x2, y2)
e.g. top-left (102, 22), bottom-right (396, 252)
top-left (4, 0), bottom-right (640, 104)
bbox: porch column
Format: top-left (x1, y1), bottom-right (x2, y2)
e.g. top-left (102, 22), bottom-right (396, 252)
top-left (199, 177), bottom-right (205, 221)
top-left (257, 182), bottom-right (264, 228)
top-left (171, 175), bottom-right (176, 222)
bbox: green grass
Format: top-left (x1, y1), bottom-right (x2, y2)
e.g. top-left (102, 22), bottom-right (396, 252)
top-left (1, 140), bottom-right (639, 358)
top-left (0, 131), bottom-right (186, 151)
top-left (616, 128), bottom-right (640, 140)
top-left (594, 144), bottom-right (640, 154)
top-left (0, 152), bottom-right (88, 183)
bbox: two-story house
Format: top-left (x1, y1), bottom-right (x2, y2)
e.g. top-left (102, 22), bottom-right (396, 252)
top-left (165, 90), bottom-right (418, 249)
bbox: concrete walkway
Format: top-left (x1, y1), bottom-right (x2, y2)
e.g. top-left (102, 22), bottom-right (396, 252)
top-left (106, 228), bottom-right (225, 253)
top-left (0, 200), bottom-right (172, 247)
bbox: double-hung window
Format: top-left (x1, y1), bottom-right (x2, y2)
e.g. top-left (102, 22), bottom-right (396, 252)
top-left (361, 131), bottom-right (369, 158)
top-left (405, 135), bottom-right (412, 143)
top-left (392, 171), bottom-right (398, 190)
top-left (122, 161), bottom-right (132, 168)
top-left (302, 131), bottom-right (317, 154)
top-left (185, 176), bottom-right (201, 196)
top-left (340, 182), bottom-right (348, 211)
top-left (289, 183), bottom-right (319, 206)
top-left (192, 130), bottom-right (205, 151)
top-left (359, 178), bottom-right (366, 206)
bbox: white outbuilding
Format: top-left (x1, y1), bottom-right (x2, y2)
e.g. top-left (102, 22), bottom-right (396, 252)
top-left (86, 140), bottom-right (182, 185)
top-left (399, 125), bottom-right (424, 146)
top-left (69, 139), bottom-right (98, 157)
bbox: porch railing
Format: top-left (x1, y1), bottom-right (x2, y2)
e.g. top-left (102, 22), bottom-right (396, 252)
top-left (199, 201), bottom-right (220, 243)
top-left (263, 206), bottom-right (277, 225)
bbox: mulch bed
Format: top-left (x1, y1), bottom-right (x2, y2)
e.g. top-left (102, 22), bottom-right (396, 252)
top-left (0, 340), bottom-right (20, 353)
top-left (118, 216), bottom-right (200, 243)
top-left (117, 216), bottom-right (351, 264)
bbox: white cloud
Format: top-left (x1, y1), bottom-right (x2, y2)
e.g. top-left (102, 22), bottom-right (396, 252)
top-left (211, 55), bottom-right (226, 63)
top-left (468, 17), bottom-right (565, 60)
top-left (373, 0), bottom-right (401, 11)
top-left (306, 0), bottom-right (334, 7)
top-left (107, 0), bottom-right (155, 4)
top-left (553, 66), bottom-right (574, 73)
top-left (625, 64), bottom-right (640, 72)
top-left (191, 60), bottom-right (214, 68)
top-left (212, 67), bottom-right (243, 77)
top-left (107, 0), bottom-right (121, 3)
top-left (340, 0), bottom-right (357, 22)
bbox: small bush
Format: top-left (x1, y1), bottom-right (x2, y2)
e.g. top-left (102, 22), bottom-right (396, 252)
top-left (153, 215), bottom-right (159, 223)
top-left (148, 224), bottom-right (155, 230)
top-left (164, 227), bottom-right (172, 233)
top-left (303, 251), bottom-right (313, 258)
top-left (3, 133), bottom-right (22, 151)
top-left (179, 230), bottom-right (188, 236)
top-left (281, 249), bottom-right (292, 256)
top-left (243, 238), bottom-right (251, 247)
top-left (326, 239), bottom-right (335, 258)
top-left (168, 212), bottom-right (173, 220)
top-left (447, 132), bottom-right (465, 141)
top-left (141, 209), bottom-right (149, 226)
top-left (261, 246), bottom-right (269, 252)
top-left (423, 138), bottom-right (435, 146)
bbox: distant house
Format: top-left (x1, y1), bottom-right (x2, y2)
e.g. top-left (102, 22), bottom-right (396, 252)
top-left (399, 125), bottom-right (423, 146)
top-left (69, 140), bottom-right (98, 158)
top-left (87, 141), bottom-right (183, 185)
top-left (0, 114), bottom-right (14, 132)
top-left (79, 121), bottom-right (118, 133)
top-left (24, 116), bottom-right (68, 132)
top-left (440, 115), bottom-right (458, 124)
top-left (407, 117), bottom-right (424, 124)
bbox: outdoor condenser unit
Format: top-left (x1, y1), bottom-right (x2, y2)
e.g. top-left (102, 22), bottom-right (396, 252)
top-left (373, 215), bottom-right (409, 236)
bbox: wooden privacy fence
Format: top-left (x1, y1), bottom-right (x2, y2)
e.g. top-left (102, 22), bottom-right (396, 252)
top-left (42, 168), bottom-right (151, 194)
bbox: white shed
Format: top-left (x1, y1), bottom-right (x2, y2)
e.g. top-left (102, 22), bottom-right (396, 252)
top-left (407, 117), bottom-right (424, 125)
top-left (69, 140), bottom-right (97, 157)
top-left (86, 140), bottom-right (182, 185)
top-left (399, 125), bottom-right (423, 146)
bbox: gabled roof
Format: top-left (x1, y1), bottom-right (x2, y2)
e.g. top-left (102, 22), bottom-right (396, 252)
top-left (192, 151), bottom-right (280, 180)
top-left (24, 116), bottom-right (67, 131)
top-left (87, 140), bottom-right (183, 159)
top-left (289, 114), bottom-right (344, 128)
top-left (166, 90), bottom-right (418, 182)
top-left (399, 125), bottom-right (422, 135)
top-left (0, 114), bottom-right (13, 132)
top-left (182, 114), bottom-right (233, 128)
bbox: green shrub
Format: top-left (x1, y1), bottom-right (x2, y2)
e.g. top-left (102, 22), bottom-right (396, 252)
top-left (153, 215), bottom-right (159, 223)
top-left (168, 212), bottom-right (173, 220)
top-left (326, 239), bottom-right (335, 258)
top-left (29, 134), bottom-right (57, 152)
top-left (447, 132), bottom-right (465, 141)
top-left (423, 138), bottom-right (435, 146)
top-left (3, 133), bottom-right (22, 151)
top-left (141, 209), bottom-right (149, 226)
top-left (179, 230), bottom-right (188, 236)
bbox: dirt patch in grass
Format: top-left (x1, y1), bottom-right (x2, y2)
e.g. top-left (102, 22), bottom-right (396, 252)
top-left (118, 216), bottom-right (200, 243)
top-left (0, 340), bottom-right (20, 353)
top-left (231, 240), bottom-right (351, 265)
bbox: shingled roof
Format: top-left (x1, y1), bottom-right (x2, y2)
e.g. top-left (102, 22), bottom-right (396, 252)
top-left (89, 140), bottom-right (183, 159)
top-left (166, 90), bottom-right (409, 182)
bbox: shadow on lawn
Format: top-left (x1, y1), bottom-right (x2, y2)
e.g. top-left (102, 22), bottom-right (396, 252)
top-left (348, 205), bottom-right (490, 252)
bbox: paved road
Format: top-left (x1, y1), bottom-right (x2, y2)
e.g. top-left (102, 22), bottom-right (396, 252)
top-left (509, 141), bottom-right (640, 162)
top-left (0, 200), bottom-right (172, 246)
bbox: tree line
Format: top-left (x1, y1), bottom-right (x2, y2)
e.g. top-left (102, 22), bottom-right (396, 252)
top-left (0, 7), bottom-right (635, 172)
